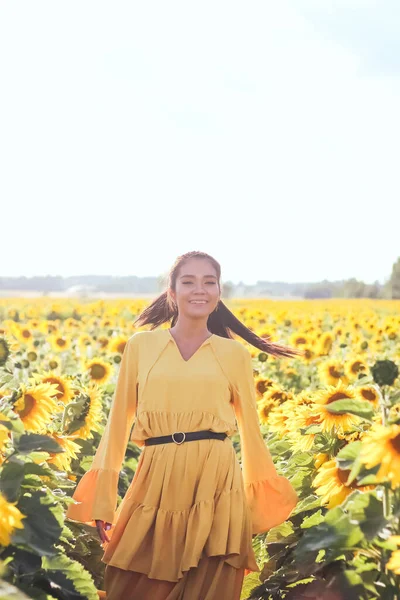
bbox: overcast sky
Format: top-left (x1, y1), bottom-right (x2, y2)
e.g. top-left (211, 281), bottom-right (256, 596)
top-left (1, 1), bottom-right (399, 284)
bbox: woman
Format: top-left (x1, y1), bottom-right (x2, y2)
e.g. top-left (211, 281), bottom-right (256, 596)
top-left (66, 251), bottom-right (301, 600)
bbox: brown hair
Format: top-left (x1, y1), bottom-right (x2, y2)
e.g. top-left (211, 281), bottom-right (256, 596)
top-left (133, 251), bottom-right (302, 359)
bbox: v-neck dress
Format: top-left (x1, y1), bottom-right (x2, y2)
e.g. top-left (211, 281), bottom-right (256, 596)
top-left (66, 328), bottom-right (298, 584)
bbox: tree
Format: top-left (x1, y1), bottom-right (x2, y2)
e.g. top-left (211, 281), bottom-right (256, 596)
top-left (389, 257), bottom-right (400, 299)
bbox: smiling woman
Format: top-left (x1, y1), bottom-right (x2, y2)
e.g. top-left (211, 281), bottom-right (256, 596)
top-left (66, 251), bottom-right (300, 600)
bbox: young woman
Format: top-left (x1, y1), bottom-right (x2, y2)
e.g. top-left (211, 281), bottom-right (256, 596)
top-left (66, 251), bottom-right (301, 600)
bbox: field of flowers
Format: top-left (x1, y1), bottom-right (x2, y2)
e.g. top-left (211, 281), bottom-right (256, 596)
top-left (0, 297), bottom-right (400, 600)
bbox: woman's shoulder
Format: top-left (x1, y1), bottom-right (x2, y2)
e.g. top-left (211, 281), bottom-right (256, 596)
top-left (211, 333), bottom-right (251, 360)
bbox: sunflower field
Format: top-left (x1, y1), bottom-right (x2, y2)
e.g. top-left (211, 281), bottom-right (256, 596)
top-left (0, 297), bottom-right (400, 600)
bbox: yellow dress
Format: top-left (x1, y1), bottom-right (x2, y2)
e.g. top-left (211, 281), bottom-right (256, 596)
top-left (66, 328), bottom-right (298, 589)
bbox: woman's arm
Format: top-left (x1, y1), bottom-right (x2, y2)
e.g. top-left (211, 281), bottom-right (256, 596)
top-left (231, 344), bottom-right (298, 535)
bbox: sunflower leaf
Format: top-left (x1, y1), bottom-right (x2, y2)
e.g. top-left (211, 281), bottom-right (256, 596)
top-left (16, 433), bottom-right (64, 454)
top-left (324, 399), bottom-right (375, 421)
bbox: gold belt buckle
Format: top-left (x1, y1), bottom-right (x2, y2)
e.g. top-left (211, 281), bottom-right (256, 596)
top-left (171, 431), bottom-right (186, 445)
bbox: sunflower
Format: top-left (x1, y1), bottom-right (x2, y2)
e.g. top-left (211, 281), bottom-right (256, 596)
top-left (356, 385), bottom-right (379, 409)
top-left (84, 358), bottom-right (113, 385)
top-left (109, 336), bottom-right (129, 355)
top-left (360, 423), bottom-right (400, 487)
top-left (301, 345), bottom-right (316, 363)
top-left (288, 404), bottom-right (320, 451)
top-left (345, 356), bottom-right (369, 381)
top-left (97, 336), bottom-right (110, 350)
top-left (313, 458), bottom-right (372, 508)
top-left (0, 492), bottom-right (25, 546)
top-left (13, 382), bottom-right (62, 433)
top-left (267, 402), bottom-right (293, 436)
top-left (263, 385), bottom-right (293, 405)
top-left (311, 380), bottom-right (361, 435)
top-left (49, 334), bottom-right (72, 353)
top-left (15, 327), bottom-right (33, 345)
top-left (387, 536), bottom-right (400, 575)
top-left (257, 398), bottom-right (279, 425)
top-left (316, 332), bottom-right (334, 356)
top-left (71, 384), bottom-right (104, 440)
top-left (254, 375), bottom-right (275, 399)
top-left (289, 332), bottom-right (311, 348)
top-left (318, 360), bottom-right (349, 387)
top-left (46, 432), bottom-right (82, 471)
top-left (31, 371), bottom-right (75, 406)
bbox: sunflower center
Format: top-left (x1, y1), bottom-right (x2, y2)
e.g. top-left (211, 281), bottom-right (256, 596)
top-left (117, 342), bottom-right (126, 354)
top-left (22, 330), bottom-right (31, 338)
top-left (361, 389), bottom-right (377, 402)
top-left (351, 362), bottom-right (364, 374)
top-left (57, 338), bottom-right (66, 347)
top-left (389, 434), bottom-right (400, 455)
top-left (326, 392), bottom-right (351, 404)
top-left (337, 468), bottom-right (352, 486)
top-left (296, 337), bottom-right (307, 345)
top-left (329, 366), bottom-right (343, 378)
top-left (256, 381), bottom-right (268, 395)
top-left (90, 364), bottom-right (106, 379)
top-left (44, 377), bottom-right (64, 397)
top-left (19, 394), bottom-right (35, 418)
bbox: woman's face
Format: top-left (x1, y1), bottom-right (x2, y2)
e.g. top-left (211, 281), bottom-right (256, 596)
top-left (170, 258), bottom-right (220, 319)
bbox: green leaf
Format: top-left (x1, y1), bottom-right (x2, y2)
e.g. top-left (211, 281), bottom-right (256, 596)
top-left (240, 571), bottom-right (261, 600)
top-left (291, 494), bottom-right (322, 516)
top-left (0, 461), bottom-right (52, 501)
top-left (336, 441), bottom-right (362, 468)
top-left (300, 510), bottom-right (324, 529)
top-left (265, 521), bottom-right (295, 543)
top-left (16, 434), bottom-right (64, 454)
top-left (11, 489), bottom-right (63, 556)
top-left (42, 554), bottom-right (99, 600)
top-left (325, 399), bottom-right (374, 421)
top-left (343, 491), bottom-right (388, 540)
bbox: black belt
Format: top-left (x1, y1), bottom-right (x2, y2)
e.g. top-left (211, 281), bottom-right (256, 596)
top-left (144, 430), bottom-right (228, 446)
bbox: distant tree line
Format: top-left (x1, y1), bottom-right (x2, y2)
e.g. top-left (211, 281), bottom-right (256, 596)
top-left (1, 257), bottom-right (399, 299)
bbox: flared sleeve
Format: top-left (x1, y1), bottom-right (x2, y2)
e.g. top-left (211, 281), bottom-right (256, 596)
top-left (66, 333), bottom-right (139, 526)
top-left (231, 344), bottom-right (298, 535)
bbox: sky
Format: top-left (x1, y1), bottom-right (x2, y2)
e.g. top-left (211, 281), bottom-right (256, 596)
top-left (1, 0), bottom-right (399, 285)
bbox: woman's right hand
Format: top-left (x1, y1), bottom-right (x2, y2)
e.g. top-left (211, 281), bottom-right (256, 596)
top-left (95, 519), bottom-right (112, 543)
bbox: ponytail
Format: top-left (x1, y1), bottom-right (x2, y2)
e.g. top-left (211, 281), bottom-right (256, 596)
top-left (133, 290), bottom-right (302, 360)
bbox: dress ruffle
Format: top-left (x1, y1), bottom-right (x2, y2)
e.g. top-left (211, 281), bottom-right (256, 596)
top-left (102, 487), bottom-right (258, 582)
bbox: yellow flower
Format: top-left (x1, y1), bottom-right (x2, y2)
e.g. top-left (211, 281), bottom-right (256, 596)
top-left (72, 384), bottom-right (104, 440)
top-left (49, 334), bottom-right (72, 353)
top-left (84, 358), bottom-right (113, 385)
top-left (13, 382), bottom-right (62, 433)
top-left (31, 371), bottom-right (75, 406)
top-left (0, 492), bottom-right (25, 546)
top-left (318, 360), bottom-right (349, 387)
top-left (254, 375), bottom-right (275, 399)
top-left (311, 380), bottom-right (361, 435)
top-left (314, 452), bottom-right (329, 469)
top-left (356, 385), bottom-right (379, 409)
top-left (344, 356), bottom-right (369, 381)
top-left (313, 459), bottom-right (371, 508)
top-left (316, 332), bottom-right (334, 356)
top-left (257, 399), bottom-right (278, 425)
top-left (46, 433), bottom-right (82, 471)
top-left (109, 336), bottom-right (129, 355)
top-left (387, 536), bottom-right (400, 575)
top-left (360, 424), bottom-right (400, 487)
top-left (263, 385), bottom-right (293, 405)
